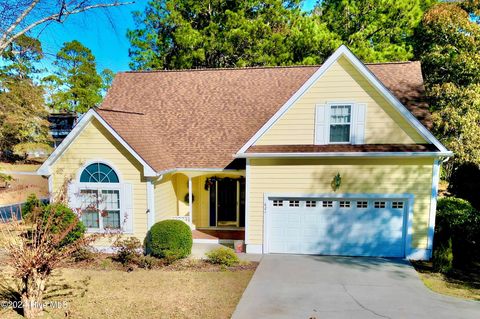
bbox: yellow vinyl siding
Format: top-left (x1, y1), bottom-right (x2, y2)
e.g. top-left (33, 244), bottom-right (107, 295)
top-left (248, 158), bottom-right (434, 250)
top-left (51, 119), bottom-right (148, 241)
top-left (255, 57), bottom-right (426, 145)
top-left (154, 174), bottom-right (177, 222)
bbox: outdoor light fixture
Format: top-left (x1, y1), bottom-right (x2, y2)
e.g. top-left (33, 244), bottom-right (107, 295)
top-left (331, 173), bottom-right (342, 192)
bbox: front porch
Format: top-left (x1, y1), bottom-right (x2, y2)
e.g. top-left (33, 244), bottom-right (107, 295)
top-left (156, 170), bottom-right (246, 242)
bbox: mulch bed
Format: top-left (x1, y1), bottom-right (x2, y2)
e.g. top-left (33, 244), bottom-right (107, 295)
top-left (62, 252), bottom-right (258, 273)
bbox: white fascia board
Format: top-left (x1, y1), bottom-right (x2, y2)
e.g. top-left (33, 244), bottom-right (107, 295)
top-left (236, 44), bottom-right (450, 155)
top-left (235, 151), bottom-right (453, 159)
top-left (155, 167), bottom-right (246, 175)
top-left (37, 109), bottom-right (157, 177)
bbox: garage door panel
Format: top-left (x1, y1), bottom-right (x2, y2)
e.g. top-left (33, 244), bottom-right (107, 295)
top-left (267, 198), bottom-right (406, 257)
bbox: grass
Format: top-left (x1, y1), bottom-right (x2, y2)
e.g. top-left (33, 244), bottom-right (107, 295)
top-left (0, 163), bottom-right (41, 172)
top-left (0, 266), bottom-right (254, 319)
top-left (413, 261), bottom-right (480, 301)
top-left (0, 174), bottom-right (48, 206)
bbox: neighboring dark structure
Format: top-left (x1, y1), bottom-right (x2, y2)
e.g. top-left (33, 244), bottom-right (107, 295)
top-left (48, 112), bottom-right (78, 148)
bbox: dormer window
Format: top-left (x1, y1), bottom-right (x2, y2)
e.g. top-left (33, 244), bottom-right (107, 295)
top-left (329, 105), bottom-right (352, 143)
top-left (315, 103), bottom-right (366, 145)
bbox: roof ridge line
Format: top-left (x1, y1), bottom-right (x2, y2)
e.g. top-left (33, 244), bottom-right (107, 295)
top-left (98, 108), bottom-right (145, 115)
top-left (120, 61), bottom-right (417, 74)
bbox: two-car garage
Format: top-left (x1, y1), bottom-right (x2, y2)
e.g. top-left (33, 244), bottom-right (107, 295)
top-left (265, 196), bottom-right (408, 257)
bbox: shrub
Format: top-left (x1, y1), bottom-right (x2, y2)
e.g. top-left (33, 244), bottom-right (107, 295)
top-left (205, 247), bottom-right (239, 267)
top-left (138, 255), bottom-right (162, 269)
top-left (433, 239), bottom-right (453, 274)
top-left (145, 220), bottom-right (192, 261)
top-left (41, 203), bottom-right (86, 247)
top-left (72, 247), bottom-right (95, 262)
top-left (113, 237), bottom-right (142, 266)
top-left (23, 193), bottom-right (44, 219)
top-left (434, 197), bottom-right (480, 270)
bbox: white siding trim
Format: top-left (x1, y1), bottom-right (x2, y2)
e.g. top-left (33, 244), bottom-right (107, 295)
top-left (236, 45), bottom-right (450, 155)
top-left (426, 159), bottom-right (441, 258)
top-left (37, 109), bottom-right (157, 177)
top-left (245, 159), bottom-right (251, 245)
top-left (147, 179), bottom-right (155, 230)
top-left (246, 244), bottom-right (263, 254)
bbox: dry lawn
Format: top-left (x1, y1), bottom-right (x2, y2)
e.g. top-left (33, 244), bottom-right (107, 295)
top-left (413, 261), bottom-right (480, 301)
top-left (0, 173), bottom-right (48, 206)
top-left (0, 266), bottom-right (254, 319)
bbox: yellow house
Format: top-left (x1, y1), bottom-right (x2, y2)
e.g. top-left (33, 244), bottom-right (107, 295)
top-left (37, 46), bottom-right (452, 260)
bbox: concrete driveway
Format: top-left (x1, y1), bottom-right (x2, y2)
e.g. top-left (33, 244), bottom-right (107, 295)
top-left (232, 255), bottom-right (480, 319)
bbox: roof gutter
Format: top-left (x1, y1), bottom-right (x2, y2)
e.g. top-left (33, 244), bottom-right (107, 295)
top-left (235, 151), bottom-right (454, 159)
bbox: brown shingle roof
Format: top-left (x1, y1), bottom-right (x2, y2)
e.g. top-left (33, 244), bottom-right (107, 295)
top-left (98, 62), bottom-right (431, 172)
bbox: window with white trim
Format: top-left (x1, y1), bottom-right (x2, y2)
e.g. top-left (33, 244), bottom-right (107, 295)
top-left (374, 201), bottom-right (386, 208)
top-left (306, 200), bottom-right (317, 207)
top-left (392, 201), bottom-right (404, 209)
top-left (356, 201), bottom-right (368, 208)
top-left (329, 105), bottom-right (351, 143)
top-left (339, 201), bottom-right (351, 208)
top-left (322, 201), bottom-right (333, 208)
top-left (78, 163), bottom-right (122, 230)
top-left (273, 200), bottom-right (283, 207)
top-left (289, 200), bottom-right (300, 207)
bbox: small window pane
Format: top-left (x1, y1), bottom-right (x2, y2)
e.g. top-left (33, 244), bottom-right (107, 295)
top-left (273, 200), bottom-right (283, 207)
top-left (103, 211), bottom-right (120, 229)
top-left (82, 210), bottom-right (99, 228)
top-left (330, 125), bottom-right (350, 143)
top-left (306, 200), bottom-right (317, 207)
top-left (322, 201), bottom-right (333, 208)
top-left (392, 201), bottom-right (404, 209)
top-left (100, 190), bottom-right (120, 210)
top-left (340, 201), bottom-right (351, 208)
top-left (356, 201), bottom-right (368, 208)
top-left (374, 201), bottom-right (386, 208)
top-left (289, 200), bottom-right (300, 207)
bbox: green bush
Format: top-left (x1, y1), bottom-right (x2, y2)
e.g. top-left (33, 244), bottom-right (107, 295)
top-left (433, 239), bottom-right (453, 274)
top-left (113, 237), bottom-right (142, 266)
top-left (44, 203), bottom-right (86, 246)
top-left (145, 220), bottom-right (192, 261)
top-left (434, 197), bottom-right (480, 270)
top-left (205, 247), bottom-right (239, 267)
top-left (23, 193), bottom-right (44, 219)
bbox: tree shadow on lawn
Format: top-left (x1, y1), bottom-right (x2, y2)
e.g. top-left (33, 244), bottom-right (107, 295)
top-left (413, 260), bottom-right (480, 291)
top-left (0, 272), bottom-right (91, 316)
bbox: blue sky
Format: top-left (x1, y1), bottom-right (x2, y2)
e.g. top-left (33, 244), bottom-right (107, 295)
top-left (34, 0), bottom-right (317, 73)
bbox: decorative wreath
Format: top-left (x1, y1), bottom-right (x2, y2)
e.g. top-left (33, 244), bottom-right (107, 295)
top-left (184, 193), bottom-right (195, 203)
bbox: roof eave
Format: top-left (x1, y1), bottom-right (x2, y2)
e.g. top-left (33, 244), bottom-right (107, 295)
top-left (235, 151), bottom-right (454, 159)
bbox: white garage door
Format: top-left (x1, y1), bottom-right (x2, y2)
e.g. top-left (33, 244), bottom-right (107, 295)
top-left (266, 197), bottom-right (406, 257)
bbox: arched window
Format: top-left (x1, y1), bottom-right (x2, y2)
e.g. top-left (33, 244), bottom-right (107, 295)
top-left (78, 163), bottom-right (121, 230)
top-left (80, 163), bottom-right (119, 183)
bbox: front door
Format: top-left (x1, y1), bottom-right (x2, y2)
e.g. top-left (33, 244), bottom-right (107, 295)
top-left (217, 179), bottom-right (237, 225)
top-left (209, 178), bottom-right (245, 227)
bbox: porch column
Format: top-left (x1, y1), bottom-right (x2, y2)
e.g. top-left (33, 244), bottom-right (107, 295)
top-left (188, 177), bottom-right (192, 224)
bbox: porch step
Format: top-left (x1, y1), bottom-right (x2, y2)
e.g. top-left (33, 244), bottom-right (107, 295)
top-left (192, 230), bottom-right (219, 244)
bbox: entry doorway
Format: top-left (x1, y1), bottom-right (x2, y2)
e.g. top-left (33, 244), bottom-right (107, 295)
top-left (209, 177), bottom-right (245, 227)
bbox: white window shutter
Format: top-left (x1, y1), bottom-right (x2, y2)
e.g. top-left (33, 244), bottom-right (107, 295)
top-left (122, 183), bottom-right (134, 233)
top-left (67, 182), bottom-right (79, 212)
top-left (315, 104), bottom-right (328, 144)
top-left (353, 103), bottom-right (366, 144)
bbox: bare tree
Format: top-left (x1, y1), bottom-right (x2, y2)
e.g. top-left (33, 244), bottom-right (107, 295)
top-left (0, 0), bottom-right (134, 55)
top-left (0, 179), bottom-right (123, 318)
